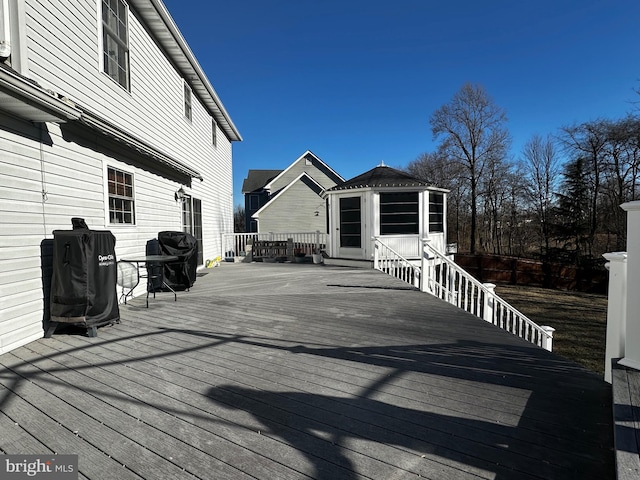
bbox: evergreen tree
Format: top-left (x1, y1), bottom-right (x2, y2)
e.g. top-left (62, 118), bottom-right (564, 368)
top-left (553, 157), bottom-right (592, 260)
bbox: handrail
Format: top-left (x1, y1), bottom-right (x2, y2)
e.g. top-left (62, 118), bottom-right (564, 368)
top-left (422, 240), bottom-right (554, 351)
top-left (372, 237), bottom-right (421, 289)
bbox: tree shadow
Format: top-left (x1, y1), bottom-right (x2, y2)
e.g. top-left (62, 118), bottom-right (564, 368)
top-left (203, 339), bottom-right (613, 480)
top-left (0, 321), bottom-right (614, 479)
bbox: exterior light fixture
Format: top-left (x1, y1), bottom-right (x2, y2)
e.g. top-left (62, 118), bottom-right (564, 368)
top-left (175, 187), bottom-right (185, 202)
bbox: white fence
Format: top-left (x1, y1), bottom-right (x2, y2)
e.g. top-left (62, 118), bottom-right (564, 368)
top-left (372, 236), bottom-right (555, 352)
top-left (221, 231), bottom-right (327, 259)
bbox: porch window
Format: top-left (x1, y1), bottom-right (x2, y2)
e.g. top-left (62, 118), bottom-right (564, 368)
top-left (429, 192), bottom-right (444, 232)
top-left (108, 166), bottom-right (135, 224)
top-left (102, 0), bottom-right (129, 90)
top-left (380, 192), bottom-right (419, 235)
top-left (340, 197), bottom-right (361, 247)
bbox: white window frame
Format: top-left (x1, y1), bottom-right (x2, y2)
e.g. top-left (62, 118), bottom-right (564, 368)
top-left (100, 0), bottom-right (130, 90)
top-left (184, 81), bottom-right (192, 121)
top-left (105, 164), bottom-right (136, 226)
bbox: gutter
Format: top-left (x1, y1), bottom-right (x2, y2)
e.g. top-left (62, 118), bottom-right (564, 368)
top-left (0, 64), bottom-right (82, 122)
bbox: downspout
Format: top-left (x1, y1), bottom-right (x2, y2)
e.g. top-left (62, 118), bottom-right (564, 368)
top-left (0, 0), bottom-right (11, 59)
top-left (39, 123), bottom-right (48, 237)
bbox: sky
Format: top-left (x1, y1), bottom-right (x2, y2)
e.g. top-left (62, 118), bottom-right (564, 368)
top-left (162, 0), bottom-right (640, 207)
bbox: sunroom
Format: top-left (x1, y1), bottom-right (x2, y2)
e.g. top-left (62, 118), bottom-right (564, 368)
top-left (324, 165), bottom-right (450, 262)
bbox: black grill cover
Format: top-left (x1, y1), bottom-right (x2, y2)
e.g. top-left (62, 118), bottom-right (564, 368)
top-left (50, 229), bottom-right (119, 326)
top-left (158, 231), bottom-right (197, 290)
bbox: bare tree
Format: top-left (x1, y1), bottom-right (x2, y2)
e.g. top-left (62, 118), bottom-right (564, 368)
top-left (560, 120), bottom-right (609, 257)
top-left (430, 83), bottom-right (510, 254)
top-left (595, 116), bottom-right (640, 250)
top-left (406, 151), bottom-right (469, 248)
top-left (521, 134), bottom-right (561, 255)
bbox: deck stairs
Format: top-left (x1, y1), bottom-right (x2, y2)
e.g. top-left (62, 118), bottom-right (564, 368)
top-left (373, 237), bottom-right (555, 352)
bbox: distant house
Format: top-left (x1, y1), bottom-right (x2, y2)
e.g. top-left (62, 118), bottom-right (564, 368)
top-left (0, 0), bottom-right (240, 354)
top-left (242, 169), bottom-right (283, 232)
top-left (324, 165), bottom-right (449, 261)
top-left (241, 151), bottom-right (344, 233)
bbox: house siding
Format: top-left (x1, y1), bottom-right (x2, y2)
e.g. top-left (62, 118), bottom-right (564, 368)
top-left (269, 158), bottom-right (339, 193)
top-left (257, 181), bottom-right (327, 233)
top-left (0, 0), bottom-right (237, 354)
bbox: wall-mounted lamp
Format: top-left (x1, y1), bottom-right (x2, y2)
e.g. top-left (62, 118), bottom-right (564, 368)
top-left (175, 186), bottom-right (185, 202)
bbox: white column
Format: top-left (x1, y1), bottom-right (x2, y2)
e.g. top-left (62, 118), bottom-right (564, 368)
top-left (619, 201), bottom-right (640, 371)
top-left (603, 252), bottom-right (628, 383)
top-left (483, 283), bottom-right (496, 323)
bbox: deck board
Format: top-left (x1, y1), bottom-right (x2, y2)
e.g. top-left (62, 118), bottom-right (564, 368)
top-left (0, 263), bottom-right (614, 479)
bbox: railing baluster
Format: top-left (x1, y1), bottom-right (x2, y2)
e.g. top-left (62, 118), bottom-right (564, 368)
top-left (420, 241), bottom-right (554, 352)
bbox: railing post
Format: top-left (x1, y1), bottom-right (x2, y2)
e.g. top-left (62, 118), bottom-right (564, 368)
top-left (420, 239), bottom-right (430, 292)
top-left (602, 252), bottom-right (628, 383)
top-left (541, 326), bottom-right (555, 352)
top-left (373, 237), bottom-right (379, 270)
top-left (483, 283), bottom-right (496, 323)
top-left (619, 201), bottom-right (640, 372)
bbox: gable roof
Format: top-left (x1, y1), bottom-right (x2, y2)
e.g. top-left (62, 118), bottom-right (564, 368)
top-left (252, 172), bottom-right (325, 218)
top-left (327, 165), bottom-right (430, 191)
top-left (131, 0), bottom-right (242, 142)
top-left (242, 170), bottom-right (283, 193)
top-left (264, 150), bottom-right (344, 190)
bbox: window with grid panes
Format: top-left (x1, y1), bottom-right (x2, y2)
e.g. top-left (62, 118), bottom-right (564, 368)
top-left (108, 167), bottom-right (135, 224)
top-left (102, 0), bottom-right (129, 89)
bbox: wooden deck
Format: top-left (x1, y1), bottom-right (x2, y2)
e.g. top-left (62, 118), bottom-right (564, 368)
top-left (0, 263), bottom-right (614, 479)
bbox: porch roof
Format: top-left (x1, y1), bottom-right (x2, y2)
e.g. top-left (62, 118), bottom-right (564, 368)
top-left (327, 165), bottom-right (433, 192)
top-left (0, 263), bottom-right (613, 479)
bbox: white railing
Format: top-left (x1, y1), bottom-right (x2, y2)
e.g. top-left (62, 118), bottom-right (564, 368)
top-left (422, 240), bottom-right (554, 351)
top-left (372, 236), bottom-right (554, 352)
top-left (603, 201), bottom-right (640, 383)
top-left (373, 237), bottom-right (421, 288)
top-left (221, 231), bottom-right (327, 258)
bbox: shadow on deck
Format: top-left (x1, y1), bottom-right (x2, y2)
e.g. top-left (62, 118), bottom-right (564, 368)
top-left (0, 262), bottom-right (614, 479)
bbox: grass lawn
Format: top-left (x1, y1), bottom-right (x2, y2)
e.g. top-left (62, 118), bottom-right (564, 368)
top-left (494, 284), bottom-right (608, 376)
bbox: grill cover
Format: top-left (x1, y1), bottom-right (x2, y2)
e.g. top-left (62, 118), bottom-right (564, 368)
top-left (50, 229), bottom-right (119, 326)
top-left (158, 231), bottom-right (198, 290)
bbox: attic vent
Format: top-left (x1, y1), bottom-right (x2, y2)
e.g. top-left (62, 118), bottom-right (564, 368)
top-left (305, 157), bottom-right (313, 166)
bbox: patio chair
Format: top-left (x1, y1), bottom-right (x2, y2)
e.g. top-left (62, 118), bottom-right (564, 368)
top-left (116, 260), bottom-right (139, 304)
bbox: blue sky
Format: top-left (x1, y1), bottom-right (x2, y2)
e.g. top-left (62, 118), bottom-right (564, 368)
top-left (162, 0), bottom-right (640, 207)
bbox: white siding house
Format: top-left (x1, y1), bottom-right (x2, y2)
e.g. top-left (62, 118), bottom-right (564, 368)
top-left (0, 0), bottom-right (241, 354)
